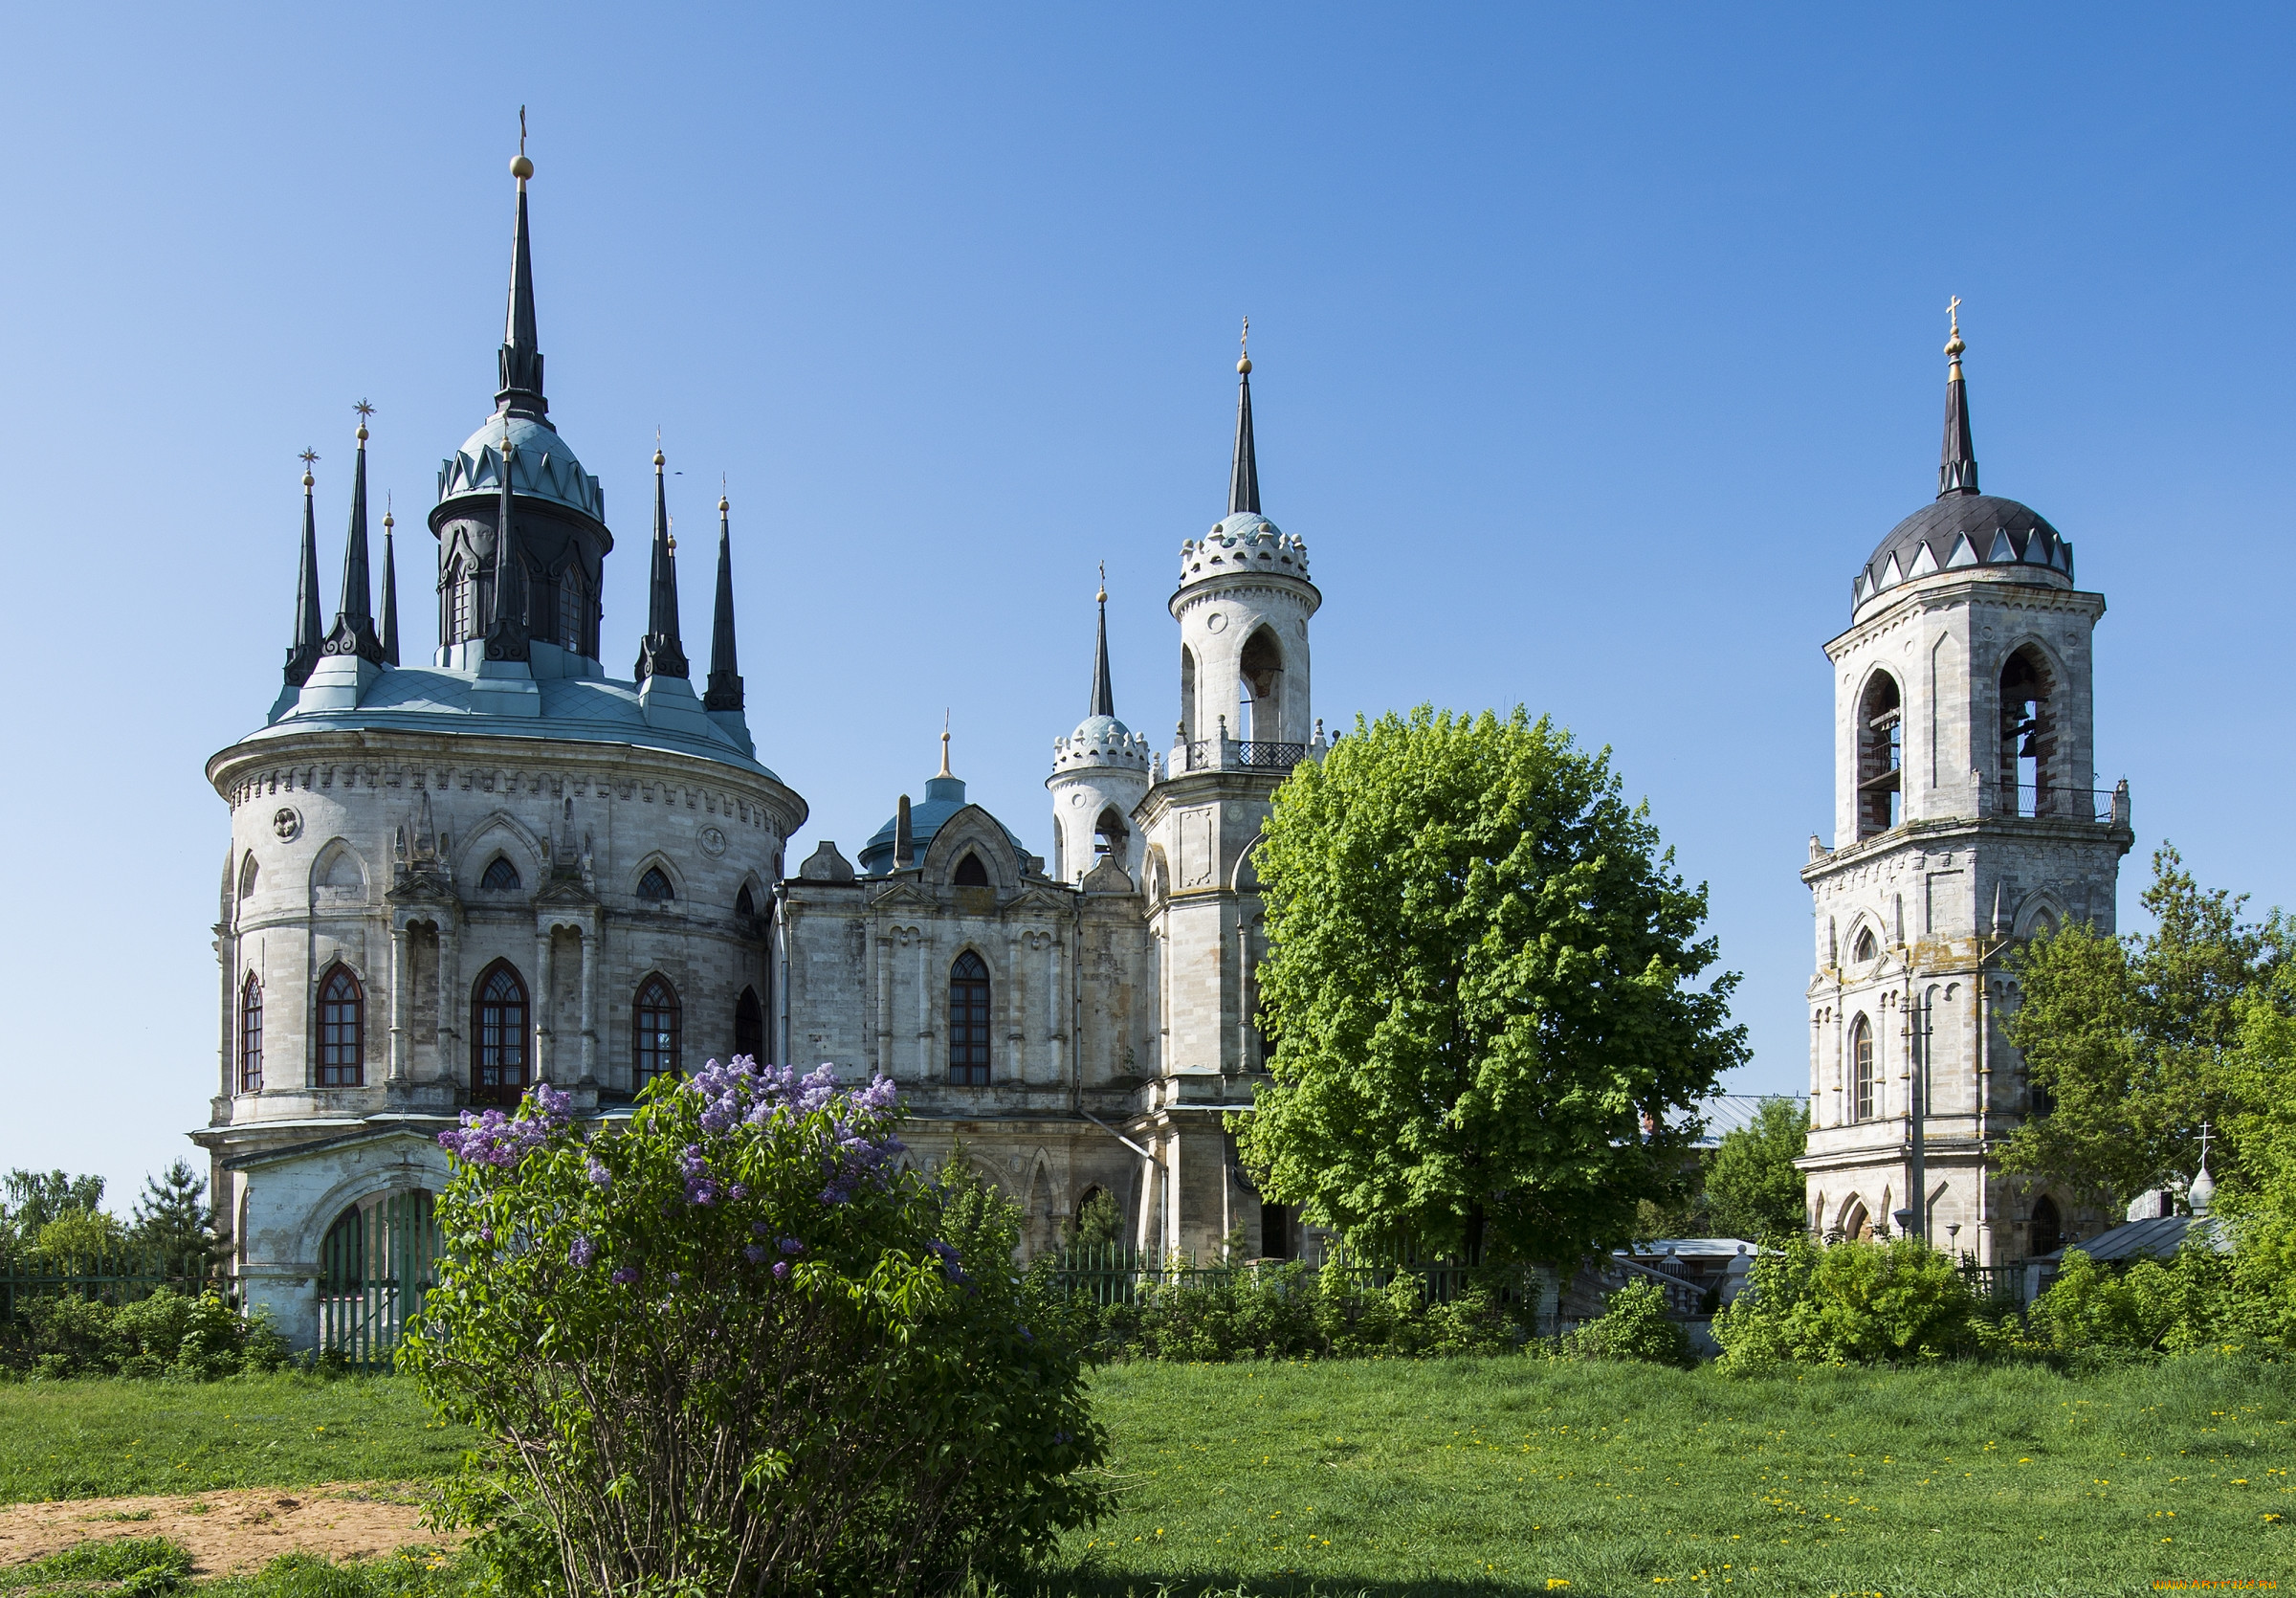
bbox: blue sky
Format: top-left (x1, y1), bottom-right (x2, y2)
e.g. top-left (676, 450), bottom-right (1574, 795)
top-left (1, 6), bottom-right (2288, 1210)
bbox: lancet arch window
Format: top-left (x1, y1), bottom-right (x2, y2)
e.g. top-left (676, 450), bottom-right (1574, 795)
top-left (1855, 670), bottom-right (1903, 839)
top-left (1850, 1013), bottom-right (1876, 1122)
top-left (636, 866), bottom-right (675, 903)
top-left (556, 567), bottom-right (589, 655)
top-left (317, 965), bottom-right (364, 1087)
top-left (1998, 647), bottom-right (2059, 815)
top-left (1239, 627), bottom-right (1284, 742)
top-left (472, 962), bottom-right (529, 1105)
top-left (1852, 925), bottom-right (1879, 963)
top-left (238, 973), bottom-right (263, 1094)
top-left (954, 852), bottom-right (990, 888)
top-left (1093, 807), bottom-right (1129, 863)
top-left (238, 854), bottom-right (259, 899)
top-left (2030, 1195), bottom-right (2064, 1254)
top-left (735, 986), bottom-right (765, 1063)
top-left (633, 975), bottom-right (681, 1088)
top-left (480, 854), bottom-right (522, 892)
top-left (1179, 645), bottom-right (1198, 744)
top-left (948, 950), bottom-right (991, 1085)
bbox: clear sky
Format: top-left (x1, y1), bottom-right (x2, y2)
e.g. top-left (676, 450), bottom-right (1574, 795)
top-left (1, 6), bottom-right (2288, 1211)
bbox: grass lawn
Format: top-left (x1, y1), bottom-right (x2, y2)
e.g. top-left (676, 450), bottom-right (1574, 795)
top-left (4, 1358), bottom-right (2292, 1595)
top-left (0, 1376), bottom-right (469, 1502)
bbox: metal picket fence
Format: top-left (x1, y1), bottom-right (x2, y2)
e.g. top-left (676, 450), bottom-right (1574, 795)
top-left (318, 1190), bottom-right (442, 1371)
top-left (0, 1247), bottom-right (212, 1319)
top-left (1041, 1237), bottom-right (1524, 1310)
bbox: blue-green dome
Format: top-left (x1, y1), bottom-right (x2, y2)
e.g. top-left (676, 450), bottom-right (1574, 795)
top-left (437, 413), bottom-right (605, 522)
top-left (858, 773), bottom-right (1029, 877)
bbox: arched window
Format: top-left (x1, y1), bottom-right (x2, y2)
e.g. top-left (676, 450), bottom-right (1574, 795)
top-left (954, 852), bottom-right (989, 887)
top-left (735, 986), bottom-right (765, 1063)
top-left (1093, 807), bottom-right (1129, 863)
top-left (1841, 1200), bottom-right (1870, 1242)
top-left (1999, 646), bottom-right (2057, 815)
top-left (1850, 1014), bottom-right (1876, 1122)
top-left (2030, 1195), bottom-right (2064, 1254)
top-left (318, 965), bottom-right (364, 1087)
top-left (1852, 926), bottom-right (1879, 963)
top-left (450, 559), bottom-right (477, 644)
top-left (948, 950), bottom-right (991, 1085)
top-left (1239, 627), bottom-right (1283, 743)
top-left (1179, 644), bottom-right (1198, 744)
top-left (1856, 671), bottom-right (1903, 839)
top-left (633, 975), bottom-right (681, 1088)
top-left (735, 882), bottom-right (757, 919)
top-left (480, 854), bottom-right (521, 892)
top-left (238, 854), bottom-right (259, 899)
top-left (238, 973), bottom-right (263, 1094)
top-left (472, 962), bottom-right (529, 1105)
top-left (637, 866), bottom-right (675, 903)
top-left (557, 567), bottom-right (588, 655)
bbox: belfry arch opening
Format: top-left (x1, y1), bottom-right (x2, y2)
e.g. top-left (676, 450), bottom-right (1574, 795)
top-left (1998, 646), bottom-right (2059, 815)
top-left (1855, 670), bottom-right (1903, 840)
top-left (1239, 627), bottom-right (1283, 743)
top-left (1093, 806), bottom-right (1129, 863)
top-left (1179, 645), bottom-right (1198, 744)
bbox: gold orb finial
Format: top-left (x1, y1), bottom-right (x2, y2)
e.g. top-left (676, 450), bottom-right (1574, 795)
top-left (511, 106), bottom-right (533, 181)
top-left (298, 446), bottom-right (318, 488)
top-left (353, 398), bottom-right (374, 444)
top-left (1237, 315), bottom-right (1251, 375)
top-left (653, 448), bottom-right (666, 468)
top-left (1944, 295), bottom-right (1965, 365)
top-left (1096, 559), bottom-right (1107, 605)
top-left (718, 494), bottom-right (730, 514)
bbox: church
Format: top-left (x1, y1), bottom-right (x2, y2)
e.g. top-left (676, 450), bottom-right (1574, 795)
top-left (194, 147), bottom-right (2123, 1349)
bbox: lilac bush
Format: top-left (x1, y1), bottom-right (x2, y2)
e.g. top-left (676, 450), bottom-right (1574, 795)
top-left (407, 1062), bottom-right (1108, 1597)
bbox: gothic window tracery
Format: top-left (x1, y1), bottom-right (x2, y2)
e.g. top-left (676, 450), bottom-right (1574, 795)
top-left (1852, 926), bottom-right (1879, 963)
top-left (1850, 1013), bottom-right (1876, 1121)
top-left (634, 975), bottom-right (681, 1087)
top-left (473, 962), bottom-right (529, 1104)
top-left (239, 973), bottom-right (263, 1094)
top-left (318, 965), bottom-right (364, 1087)
top-left (637, 866), bottom-right (675, 903)
top-left (480, 854), bottom-right (522, 892)
top-left (948, 950), bottom-right (991, 1085)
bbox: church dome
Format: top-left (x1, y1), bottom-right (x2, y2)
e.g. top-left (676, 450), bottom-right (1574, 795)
top-left (1178, 512), bottom-right (1312, 593)
top-left (437, 413), bottom-right (606, 522)
top-left (1053, 713), bottom-right (1151, 776)
top-left (858, 772), bottom-right (1030, 877)
top-left (1853, 493), bottom-right (2073, 613)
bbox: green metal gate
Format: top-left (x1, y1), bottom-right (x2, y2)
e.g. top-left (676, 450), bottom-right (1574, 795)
top-left (318, 1189), bottom-right (440, 1370)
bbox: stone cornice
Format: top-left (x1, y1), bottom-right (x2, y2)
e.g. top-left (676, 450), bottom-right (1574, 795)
top-left (1825, 576), bottom-right (2106, 662)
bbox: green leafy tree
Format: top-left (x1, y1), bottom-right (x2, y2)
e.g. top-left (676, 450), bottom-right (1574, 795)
top-left (2002, 845), bottom-right (2288, 1209)
top-left (1235, 706), bottom-right (1747, 1263)
top-left (407, 1067), bottom-right (1109, 1597)
top-left (2, 1170), bottom-right (105, 1247)
top-left (1705, 1098), bottom-right (1810, 1242)
top-left (129, 1160), bottom-right (217, 1270)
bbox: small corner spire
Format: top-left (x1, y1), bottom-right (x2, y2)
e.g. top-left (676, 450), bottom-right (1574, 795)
top-left (285, 449), bottom-right (324, 686)
top-left (1938, 296), bottom-right (1978, 499)
top-left (1089, 563), bottom-right (1115, 720)
top-left (1228, 317), bottom-right (1260, 517)
top-left (635, 438), bottom-right (689, 681)
top-left (323, 402), bottom-right (386, 664)
top-left (704, 482), bottom-right (743, 711)
top-left (379, 493), bottom-right (400, 668)
top-left (497, 107), bottom-right (547, 419)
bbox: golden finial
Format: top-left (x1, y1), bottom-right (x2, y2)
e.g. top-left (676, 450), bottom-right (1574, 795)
top-left (1096, 560), bottom-right (1107, 606)
top-left (384, 492), bottom-right (394, 532)
top-left (653, 425), bottom-right (664, 469)
top-left (1945, 295), bottom-right (1965, 367)
top-left (511, 106), bottom-right (533, 183)
top-left (667, 516), bottom-right (675, 554)
top-left (719, 471), bottom-right (728, 515)
top-left (938, 710), bottom-right (953, 778)
top-left (353, 397), bottom-right (374, 444)
top-left (298, 447), bottom-right (319, 488)
top-left (1237, 315), bottom-right (1251, 376)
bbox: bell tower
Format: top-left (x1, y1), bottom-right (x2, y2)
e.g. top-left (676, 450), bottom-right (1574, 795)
top-left (1798, 306), bottom-right (2132, 1265)
top-left (1131, 329), bottom-right (1326, 1260)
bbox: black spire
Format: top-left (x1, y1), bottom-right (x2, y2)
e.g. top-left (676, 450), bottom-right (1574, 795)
top-left (284, 451), bottom-right (324, 687)
top-left (703, 489), bottom-right (742, 710)
top-left (486, 429), bottom-right (528, 655)
top-left (1938, 298), bottom-right (1978, 498)
top-left (323, 406), bottom-right (386, 663)
top-left (496, 112), bottom-right (546, 420)
top-left (635, 447), bottom-right (689, 680)
top-left (1089, 568), bottom-right (1115, 719)
top-left (379, 502), bottom-right (400, 667)
top-left (1228, 318), bottom-right (1260, 516)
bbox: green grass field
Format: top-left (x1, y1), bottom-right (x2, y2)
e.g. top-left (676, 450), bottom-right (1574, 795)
top-left (3, 1358), bottom-right (2291, 1595)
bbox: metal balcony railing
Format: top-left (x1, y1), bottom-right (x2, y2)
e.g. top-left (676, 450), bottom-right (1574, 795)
top-left (1178, 739), bottom-right (1308, 774)
top-left (2002, 784), bottom-right (2126, 824)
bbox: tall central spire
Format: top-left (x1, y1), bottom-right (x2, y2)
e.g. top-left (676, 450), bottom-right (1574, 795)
top-left (497, 110), bottom-right (546, 420)
top-left (704, 489), bottom-right (742, 711)
top-left (1089, 566), bottom-right (1115, 719)
top-left (324, 404), bottom-right (386, 663)
top-left (1938, 297), bottom-right (1978, 498)
top-left (1228, 318), bottom-right (1260, 516)
top-left (634, 444), bottom-right (689, 681)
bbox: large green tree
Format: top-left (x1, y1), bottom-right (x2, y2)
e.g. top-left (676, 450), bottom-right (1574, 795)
top-left (1234, 706), bottom-right (1746, 1263)
top-left (2001, 845), bottom-right (2288, 1209)
top-left (1704, 1097), bottom-right (1811, 1242)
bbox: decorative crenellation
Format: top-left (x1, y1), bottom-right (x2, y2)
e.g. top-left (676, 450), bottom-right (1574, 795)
top-left (1177, 513), bottom-right (1310, 590)
top-left (1051, 725), bottom-right (1152, 775)
top-left (225, 764), bottom-right (775, 827)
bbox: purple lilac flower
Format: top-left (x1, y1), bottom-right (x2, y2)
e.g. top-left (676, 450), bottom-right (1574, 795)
top-left (585, 1158), bottom-right (612, 1189)
top-left (778, 1236), bottom-right (804, 1255)
top-left (569, 1234), bottom-right (597, 1269)
top-left (926, 1239), bottom-right (971, 1284)
top-left (751, 1221), bottom-right (773, 1238)
top-left (744, 1244), bottom-right (767, 1265)
top-left (436, 1080), bottom-right (573, 1168)
top-left (667, 1271), bottom-right (681, 1287)
top-left (610, 1266), bottom-right (641, 1286)
top-left (772, 1260), bottom-right (790, 1280)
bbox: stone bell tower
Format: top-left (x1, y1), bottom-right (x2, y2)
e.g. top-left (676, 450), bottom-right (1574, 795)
top-left (1797, 305), bottom-right (2132, 1266)
top-left (1047, 575), bottom-right (1154, 884)
top-left (1130, 327), bottom-right (1326, 1261)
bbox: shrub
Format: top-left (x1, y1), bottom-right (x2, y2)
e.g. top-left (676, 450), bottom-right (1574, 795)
top-left (1560, 1279), bottom-right (1694, 1366)
top-left (1, 1536), bottom-right (193, 1594)
top-left (1063, 1258), bottom-right (1527, 1362)
top-left (2027, 1240), bottom-right (2286, 1359)
top-left (0, 1289), bottom-right (286, 1380)
top-left (406, 1067), bottom-right (1111, 1598)
top-left (1711, 1234), bottom-right (1988, 1365)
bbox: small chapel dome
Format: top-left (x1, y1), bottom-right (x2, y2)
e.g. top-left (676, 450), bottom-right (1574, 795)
top-left (437, 412), bottom-right (606, 522)
top-left (1177, 511), bottom-right (1312, 590)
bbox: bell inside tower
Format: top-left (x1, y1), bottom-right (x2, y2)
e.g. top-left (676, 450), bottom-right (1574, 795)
top-left (1856, 671), bottom-right (1904, 840)
top-left (1998, 647), bottom-right (2057, 816)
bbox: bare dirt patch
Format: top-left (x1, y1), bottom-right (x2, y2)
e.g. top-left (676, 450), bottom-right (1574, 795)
top-left (0, 1485), bottom-right (455, 1576)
